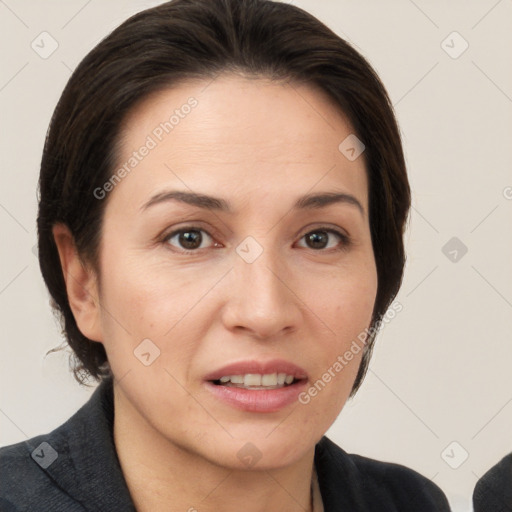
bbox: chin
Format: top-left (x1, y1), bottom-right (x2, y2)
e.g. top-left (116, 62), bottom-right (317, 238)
top-left (193, 428), bottom-right (319, 471)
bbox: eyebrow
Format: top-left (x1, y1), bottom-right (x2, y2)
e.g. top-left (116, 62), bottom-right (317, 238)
top-left (141, 190), bottom-right (365, 216)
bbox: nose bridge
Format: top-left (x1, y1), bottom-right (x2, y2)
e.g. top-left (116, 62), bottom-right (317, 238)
top-left (223, 236), bottom-right (300, 337)
top-left (237, 239), bottom-right (286, 309)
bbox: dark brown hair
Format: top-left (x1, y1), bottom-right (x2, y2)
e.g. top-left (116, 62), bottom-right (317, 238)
top-left (37, 0), bottom-right (410, 396)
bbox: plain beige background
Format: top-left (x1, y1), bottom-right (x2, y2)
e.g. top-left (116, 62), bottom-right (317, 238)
top-left (1, 1), bottom-right (511, 510)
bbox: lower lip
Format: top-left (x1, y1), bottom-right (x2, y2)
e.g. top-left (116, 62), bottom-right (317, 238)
top-left (204, 380), bottom-right (308, 413)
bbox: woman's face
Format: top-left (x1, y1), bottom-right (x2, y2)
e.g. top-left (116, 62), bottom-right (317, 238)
top-left (91, 74), bottom-right (377, 469)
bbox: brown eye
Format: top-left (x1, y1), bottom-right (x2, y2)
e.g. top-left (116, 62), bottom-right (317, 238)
top-left (164, 227), bottom-right (215, 252)
top-left (163, 226), bottom-right (350, 254)
top-left (298, 229), bottom-right (350, 251)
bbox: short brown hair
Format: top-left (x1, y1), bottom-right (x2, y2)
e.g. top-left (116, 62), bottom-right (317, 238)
top-left (37, 0), bottom-right (410, 396)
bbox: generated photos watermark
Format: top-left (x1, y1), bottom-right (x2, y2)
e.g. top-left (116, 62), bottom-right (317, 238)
top-left (298, 301), bottom-right (403, 405)
top-left (93, 97), bottom-right (199, 200)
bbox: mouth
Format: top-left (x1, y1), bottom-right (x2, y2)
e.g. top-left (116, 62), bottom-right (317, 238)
top-left (203, 359), bottom-right (308, 412)
top-left (211, 373), bottom-right (304, 390)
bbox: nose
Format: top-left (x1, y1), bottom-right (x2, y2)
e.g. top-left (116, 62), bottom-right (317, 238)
top-left (220, 244), bottom-right (303, 340)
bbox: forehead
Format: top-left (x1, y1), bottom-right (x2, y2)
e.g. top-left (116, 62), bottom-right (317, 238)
top-left (111, 74), bottom-right (368, 212)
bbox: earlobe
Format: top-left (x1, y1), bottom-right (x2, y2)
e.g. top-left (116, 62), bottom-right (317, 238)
top-left (52, 223), bottom-right (103, 343)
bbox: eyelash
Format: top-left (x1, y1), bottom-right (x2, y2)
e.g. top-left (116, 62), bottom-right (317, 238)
top-left (161, 225), bottom-right (351, 255)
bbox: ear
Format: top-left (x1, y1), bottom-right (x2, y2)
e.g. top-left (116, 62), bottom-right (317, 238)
top-left (52, 223), bottom-right (103, 343)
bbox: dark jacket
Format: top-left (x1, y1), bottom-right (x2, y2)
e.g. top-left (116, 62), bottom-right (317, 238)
top-left (0, 377), bottom-right (450, 511)
top-left (473, 453), bottom-right (512, 512)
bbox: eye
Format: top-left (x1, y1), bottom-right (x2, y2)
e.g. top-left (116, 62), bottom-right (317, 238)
top-left (297, 228), bottom-right (350, 251)
top-left (164, 227), bottom-right (216, 253)
top-left (162, 226), bottom-right (351, 254)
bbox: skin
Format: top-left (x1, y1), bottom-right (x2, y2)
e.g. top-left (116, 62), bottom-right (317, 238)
top-left (53, 74), bottom-right (378, 512)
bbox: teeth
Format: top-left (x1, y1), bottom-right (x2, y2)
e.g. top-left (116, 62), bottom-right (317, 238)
top-left (261, 373), bottom-right (277, 386)
top-left (244, 374), bottom-right (261, 387)
top-left (216, 373), bottom-right (296, 388)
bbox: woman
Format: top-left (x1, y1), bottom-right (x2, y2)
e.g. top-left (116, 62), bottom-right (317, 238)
top-left (0, 0), bottom-right (450, 510)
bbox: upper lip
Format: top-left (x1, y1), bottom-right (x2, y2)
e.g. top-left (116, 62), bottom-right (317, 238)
top-left (204, 359), bottom-right (308, 381)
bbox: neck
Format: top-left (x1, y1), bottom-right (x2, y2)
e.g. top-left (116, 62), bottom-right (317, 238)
top-left (113, 384), bottom-right (316, 512)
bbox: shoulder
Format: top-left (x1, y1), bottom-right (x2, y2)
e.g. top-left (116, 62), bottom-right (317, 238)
top-left (348, 451), bottom-right (450, 508)
top-left (473, 452), bottom-right (512, 512)
top-left (0, 434), bottom-right (85, 512)
top-left (315, 436), bottom-right (451, 511)
top-left (1, 378), bottom-right (135, 511)
top-left (0, 379), bottom-right (117, 511)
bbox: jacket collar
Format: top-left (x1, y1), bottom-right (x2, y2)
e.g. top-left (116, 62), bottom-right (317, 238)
top-left (26, 377), bottom-right (136, 511)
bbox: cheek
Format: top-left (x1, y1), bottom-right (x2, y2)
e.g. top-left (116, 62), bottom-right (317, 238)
top-left (312, 259), bottom-right (377, 338)
top-left (304, 260), bottom-right (377, 393)
top-left (96, 250), bottom-right (215, 367)
top-left (335, 274), bottom-right (377, 331)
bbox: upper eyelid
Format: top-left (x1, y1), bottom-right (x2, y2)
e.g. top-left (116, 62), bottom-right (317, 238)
top-left (163, 224), bottom-right (349, 249)
top-left (164, 224), bottom-right (348, 238)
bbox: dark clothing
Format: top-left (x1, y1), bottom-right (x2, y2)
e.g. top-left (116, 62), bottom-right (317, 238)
top-left (473, 453), bottom-right (512, 512)
top-left (0, 377), bottom-right (450, 511)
